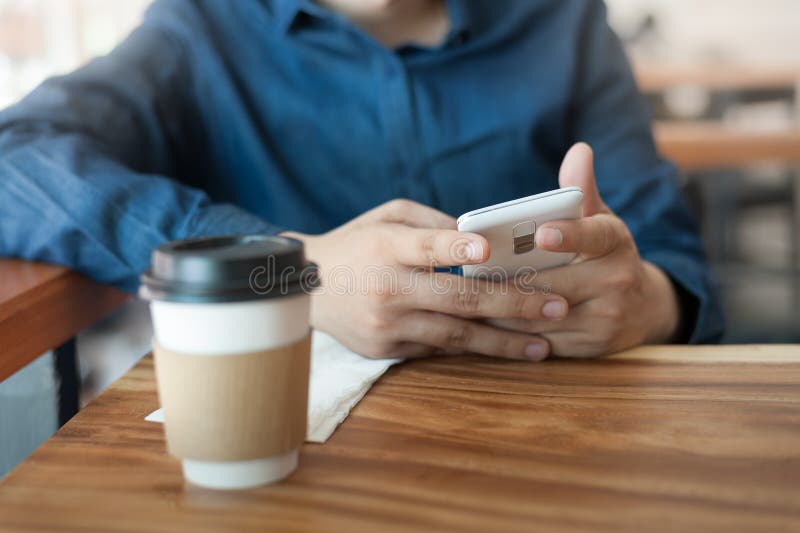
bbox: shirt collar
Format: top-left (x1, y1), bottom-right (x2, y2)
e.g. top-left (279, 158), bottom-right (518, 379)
top-left (274, 0), bottom-right (488, 45)
top-left (274, 0), bottom-right (325, 34)
top-left (444, 0), bottom-right (473, 45)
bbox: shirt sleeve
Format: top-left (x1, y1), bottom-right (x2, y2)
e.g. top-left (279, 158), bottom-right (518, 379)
top-left (566, 0), bottom-right (725, 343)
top-left (0, 4), bottom-right (281, 293)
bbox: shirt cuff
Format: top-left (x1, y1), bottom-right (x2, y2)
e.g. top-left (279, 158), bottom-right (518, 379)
top-left (641, 250), bottom-right (725, 344)
top-left (182, 202), bottom-right (283, 238)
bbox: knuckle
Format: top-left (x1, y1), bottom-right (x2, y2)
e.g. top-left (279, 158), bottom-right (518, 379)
top-left (383, 198), bottom-right (413, 215)
top-left (373, 198), bottom-right (418, 225)
top-left (494, 333), bottom-right (517, 357)
top-left (364, 308), bottom-right (393, 333)
top-left (365, 231), bottom-right (390, 259)
top-left (363, 340), bottom-right (396, 359)
top-left (557, 334), bottom-right (593, 358)
top-left (600, 219), bottom-right (618, 251)
top-left (615, 217), bottom-right (634, 241)
top-left (367, 288), bottom-right (393, 308)
top-left (608, 267), bottom-right (637, 291)
top-left (599, 301), bottom-right (624, 322)
top-left (611, 217), bottom-right (635, 250)
top-left (563, 331), bottom-right (613, 359)
top-left (453, 289), bottom-right (481, 314)
top-left (419, 233), bottom-right (438, 265)
top-left (445, 323), bottom-right (473, 348)
top-left (514, 293), bottom-right (535, 319)
top-left (593, 311), bottom-right (623, 351)
top-left (591, 334), bottom-right (614, 356)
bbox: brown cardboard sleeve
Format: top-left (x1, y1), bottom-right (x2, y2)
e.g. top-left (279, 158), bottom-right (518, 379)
top-left (153, 334), bottom-right (311, 462)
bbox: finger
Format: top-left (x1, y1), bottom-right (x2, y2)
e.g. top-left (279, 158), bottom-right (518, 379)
top-left (386, 225), bottom-right (489, 266)
top-left (409, 273), bottom-right (569, 321)
top-left (368, 199), bottom-right (457, 229)
top-left (382, 342), bottom-right (438, 359)
top-left (540, 330), bottom-right (610, 359)
top-left (536, 213), bottom-right (625, 258)
top-left (491, 303), bottom-right (614, 358)
top-left (485, 298), bottom-right (597, 335)
top-left (485, 317), bottom-right (563, 335)
top-left (521, 260), bottom-right (613, 304)
top-left (558, 142), bottom-right (609, 216)
top-left (396, 311), bottom-right (551, 361)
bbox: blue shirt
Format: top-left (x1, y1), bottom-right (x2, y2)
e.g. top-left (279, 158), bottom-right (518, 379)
top-left (0, 0), bottom-right (724, 342)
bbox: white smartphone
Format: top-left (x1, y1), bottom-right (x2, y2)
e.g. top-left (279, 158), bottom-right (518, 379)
top-left (457, 186), bottom-right (583, 278)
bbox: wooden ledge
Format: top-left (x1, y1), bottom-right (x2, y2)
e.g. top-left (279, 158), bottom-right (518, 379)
top-left (0, 259), bottom-right (128, 382)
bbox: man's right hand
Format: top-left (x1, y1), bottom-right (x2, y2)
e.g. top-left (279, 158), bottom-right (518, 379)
top-left (283, 199), bottom-right (569, 361)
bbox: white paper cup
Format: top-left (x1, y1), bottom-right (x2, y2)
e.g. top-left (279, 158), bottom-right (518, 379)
top-left (140, 235), bottom-right (317, 490)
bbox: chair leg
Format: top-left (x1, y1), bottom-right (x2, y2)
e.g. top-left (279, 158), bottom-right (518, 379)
top-left (53, 338), bottom-right (80, 426)
top-left (792, 168), bottom-right (800, 337)
top-left (702, 170), bottom-right (733, 263)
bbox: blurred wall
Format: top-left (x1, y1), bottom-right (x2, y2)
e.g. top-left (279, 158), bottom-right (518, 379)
top-left (2, 0), bottom-right (798, 111)
top-left (606, 0), bottom-right (800, 65)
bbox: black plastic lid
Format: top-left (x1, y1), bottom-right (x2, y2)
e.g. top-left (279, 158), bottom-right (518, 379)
top-left (139, 235), bottom-right (318, 303)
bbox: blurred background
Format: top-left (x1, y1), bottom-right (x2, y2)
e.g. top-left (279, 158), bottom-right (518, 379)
top-left (0, 0), bottom-right (798, 472)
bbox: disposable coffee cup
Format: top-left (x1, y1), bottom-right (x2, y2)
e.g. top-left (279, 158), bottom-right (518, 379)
top-left (139, 235), bottom-right (318, 490)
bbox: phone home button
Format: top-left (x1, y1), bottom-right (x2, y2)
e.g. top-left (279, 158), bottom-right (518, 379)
top-left (512, 220), bottom-right (536, 254)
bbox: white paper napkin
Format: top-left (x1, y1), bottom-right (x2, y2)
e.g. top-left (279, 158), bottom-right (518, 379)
top-left (145, 331), bottom-right (401, 443)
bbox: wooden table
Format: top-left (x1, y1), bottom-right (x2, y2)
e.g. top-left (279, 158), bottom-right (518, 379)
top-left (634, 63), bottom-right (800, 93)
top-left (1, 345), bottom-right (799, 532)
top-left (653, 121), bottom-right (800, 172)
top-left (0, 259), bottom-right (127, 382)
top-left (634, 62), bottom-right (800, 171)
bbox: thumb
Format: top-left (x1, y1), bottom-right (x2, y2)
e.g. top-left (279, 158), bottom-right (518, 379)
top-left (558, 142), bottom-right (608, 216)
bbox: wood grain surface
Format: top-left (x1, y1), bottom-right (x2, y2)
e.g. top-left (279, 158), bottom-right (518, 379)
top-left (0, 259), bottom-right (128, 381)
top-left (1, 345), bottom-right (799, 532)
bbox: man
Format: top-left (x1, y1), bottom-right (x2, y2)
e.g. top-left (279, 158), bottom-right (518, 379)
top-left (0, 0), bottom-right (724, 361)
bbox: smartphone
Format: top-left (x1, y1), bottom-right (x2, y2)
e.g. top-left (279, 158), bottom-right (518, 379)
top-left (457, 186), bottom-right (583, 278)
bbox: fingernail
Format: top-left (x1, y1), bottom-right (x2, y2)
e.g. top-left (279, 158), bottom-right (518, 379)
top-left (466, 240), bottom-right (484, 261)
top-left (525, 342), bottom-right (548, 361)
top-left (542, 299), bottom-right (567, 320)
top-left (539, 228), bottom-right (563, 248)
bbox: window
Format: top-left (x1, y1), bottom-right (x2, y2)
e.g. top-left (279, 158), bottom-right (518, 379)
top-left (0, 0), bottom-right (151, 108)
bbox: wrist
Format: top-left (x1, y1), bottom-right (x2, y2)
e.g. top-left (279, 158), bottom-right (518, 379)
top-left (642, 261), bottom-right (681, 344)
top-left (280, 231), bottom-right (320, 259)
